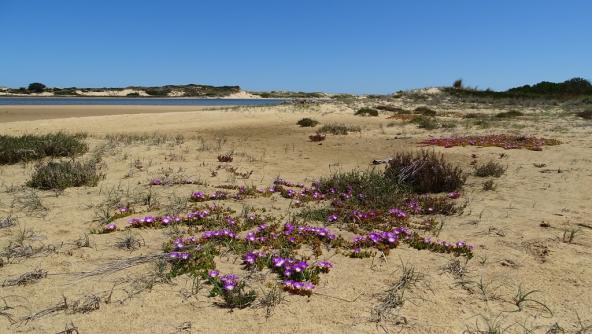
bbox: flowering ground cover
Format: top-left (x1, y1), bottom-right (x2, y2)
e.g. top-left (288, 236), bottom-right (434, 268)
top-left (99, 170), bottom-right (473, 308)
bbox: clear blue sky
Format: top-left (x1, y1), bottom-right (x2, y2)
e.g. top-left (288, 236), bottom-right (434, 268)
top-left (1, 0), bottom-right (590, 94)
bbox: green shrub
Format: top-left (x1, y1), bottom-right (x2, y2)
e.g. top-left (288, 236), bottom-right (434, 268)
top-left (126, 92), bottom-right (140, 97)
top-left (318, 169), bottom-right (405, 209)
top-left (28, 160), bottom-right (103, 190)
top-left (0, 133), bottom-right (88, 164)
top-left (414, 106), bottom-right (437, 116)
top-left (576, 109), bottom-right (592, 120)
top-left (474, 161), bottom-right (506, 177)
top-left (375, 105), bottom-right (409, 113)
top-left (296, 118), bottom-right (319, 127)
top-left (355, 107), bottom-right (378, 117)
top-left (145, 88), bottom-right (171, 96)
top-left (384, 150), bottom-right (466, 193)
top-left (410, 116), bottom-right (439, 130)
top-left (495, 110), bottom-right (524, 118)
top-left (28, 82), bottom-right (46, 93)
top-left (318, 124), bottom-right (361, 135)
top-left (453, 79), bottom-right (463, 89)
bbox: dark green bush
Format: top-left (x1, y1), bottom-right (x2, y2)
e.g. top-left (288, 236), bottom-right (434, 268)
top-left (355, 107), bottom-right (378, 117)
top-left (474, 161), bottom-right (506, 177)
top-left (28, 160), bottom-right (103, 190)
top-left (453, 79), bottom-right (463, 89)
top-left (296, 118), bottom-right (319, 127)
top-left (145, 88), bottom-right (171, 96)
top-left (384, 150), bottom-right (466, 193)
top-left (28, 82), bottom-right (46, 93)
top-left (0, 133), bottom-right (88, 164)
top-left (414, 106), bottom-right (437, 116)
top-left (495, 110), bottom-right (524, 118)
top-left (126, 92), bottom-right (140, 97)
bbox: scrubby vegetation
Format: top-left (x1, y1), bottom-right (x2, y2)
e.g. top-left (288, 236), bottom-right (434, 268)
top-left (414, 106), bottom-right (437, 116)
top-left (410, 115), bottom-right (439, 130)
top-left (318, 124), bottom-right (361, 135)
top-left (296, 118), bottom-right (319, 127)
top-left (474, 161), bottom-right (506, 177)
top-left (28, 160), bottom-right (103, 190)
top-left (444, 77), bottom-right (592, 100)
top-left (0, 133), bottom-right (88, 164)
top-left (375, 105), bottom-right (408, 113)
top-left (495, 110), bottom-right (524, 118)
top-left (384, 150), bottom-right (466, 193)
top-left (355, 107), bottom-right (379, 117)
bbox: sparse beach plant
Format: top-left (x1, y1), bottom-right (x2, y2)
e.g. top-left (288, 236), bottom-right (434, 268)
top-left (28, 160), bottom-right (103, 190)
top-left (385, 150), bottom-right (466, 193)
top-left (355, 107), bottom-right (378, 116)
top-left (0, 132), bottom-right (87, 164)
top-left (475, 161), bottom-right (506, 177)
top-left (296, 118), bottom-right (319, 127)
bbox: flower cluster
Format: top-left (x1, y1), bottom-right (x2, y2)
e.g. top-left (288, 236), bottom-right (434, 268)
top-left (242, 250), bottom-right (267, 267)
top-left (282, 280), bottom-right (315, 295)
top-left (409, 236), bottom-right (474, 258)
top-left (352, 227), bottom-right (412, 248)
top-left (201, 229), bottom-right (238, 241)
top-left (420, 134), bottom-right (560, 151)
top-left (101, 223), bottom-right (117, 233)
top-left (283, 223), bottom-right (336, 241)
top-left (168, 251), bottom-right (191, 260)
top-left (127, 215), bottom-right (182, 228)
top-left (274, 178), bottom-right (305, 188)
top-left (388, 208), bottom-right (408, 219)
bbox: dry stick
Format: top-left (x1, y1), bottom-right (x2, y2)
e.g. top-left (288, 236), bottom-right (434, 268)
top-left (2, 269), bottom-right (48, 287)
top-left (72, 254), bottom-right (165, 280)
top-left (21, 296), bottom-right (68, 324)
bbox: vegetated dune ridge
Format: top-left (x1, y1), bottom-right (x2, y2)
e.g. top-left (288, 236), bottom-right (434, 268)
top-left (0, 93), bottom-right (590, 334)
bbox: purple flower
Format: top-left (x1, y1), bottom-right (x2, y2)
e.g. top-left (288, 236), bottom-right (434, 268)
top-left (327, 214), bottom-right (338, 223)
top-left (149, 178), bottom-right (162, 185)
top-left (208, 270), bottom-right (220, 278)
top-left (191, 191), bottom-right (206, 201)
top-left (448, 191), bottom-right (461, 199)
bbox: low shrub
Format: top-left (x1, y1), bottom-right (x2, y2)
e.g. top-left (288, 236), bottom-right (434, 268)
top-left (28, 160), bottom-right (103, 190)
top-left (375, 105), bottom-right (408, 113)
top-left (355, 107), bottom-right (378, 117)
top-left (474, 161), bottom-right (506, 177)
top-left (414, 106), bottom-right (437, 116)
top-left (318, 124), bottom-right (361, 135)
top-left (495, 110), bottom-right (524, 118)
top-left (384, 150), bottom-right (466, 193)
top-left (318, 169), bottom-right (405, 209)
top-left (576, 110), bottom-right (592, 120)
top-left (410, 116), bottom-right (439, 130)
top-left (0, 132), bottom-right (88, 164)
top-left (296, 118), bottom-right (319, 127)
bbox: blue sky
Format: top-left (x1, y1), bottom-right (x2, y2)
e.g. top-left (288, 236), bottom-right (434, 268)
top-left (1, 0), bottom-right (591, 93)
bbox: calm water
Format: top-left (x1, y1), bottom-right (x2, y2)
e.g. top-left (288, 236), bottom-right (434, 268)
top-left (0, 97), bottom-right (286, 106)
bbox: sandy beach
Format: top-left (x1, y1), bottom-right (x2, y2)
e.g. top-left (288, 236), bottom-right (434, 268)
top-left (0, 97), bottom-right (590, 334)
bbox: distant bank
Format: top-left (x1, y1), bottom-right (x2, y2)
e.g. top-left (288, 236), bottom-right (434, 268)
top-left (0, 97), bottom-right (287, 106)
